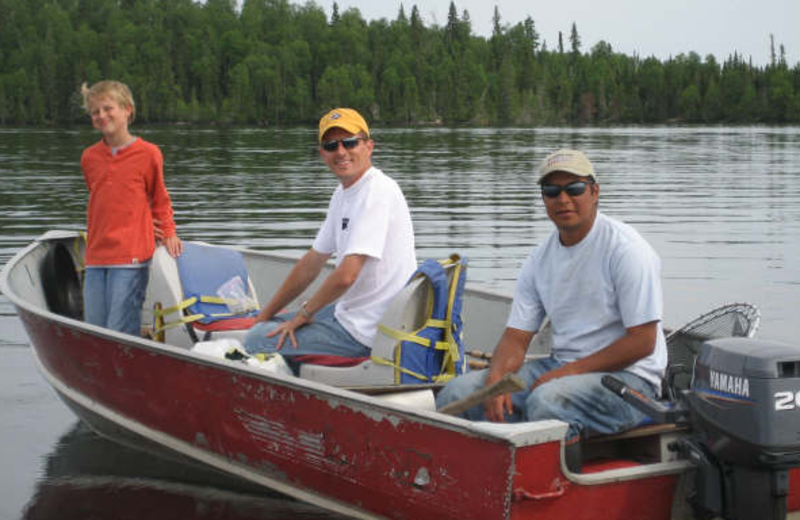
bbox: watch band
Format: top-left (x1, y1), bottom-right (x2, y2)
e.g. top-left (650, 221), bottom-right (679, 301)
top-left (299, 301), bottom-right (313, 319)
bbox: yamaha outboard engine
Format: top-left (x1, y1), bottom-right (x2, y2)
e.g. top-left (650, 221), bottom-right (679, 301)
top-left (604, 337), bottom-right (800, 520)
top-left (679, 337), bottom-right (800, 520)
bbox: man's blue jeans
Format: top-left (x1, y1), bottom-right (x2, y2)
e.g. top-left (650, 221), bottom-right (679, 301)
top-left (435, 356), bottom-right (658, 441)
top-left (83, 266), bottom-right (149, 336)
top-left (244, 304), bottom-right (371, 360)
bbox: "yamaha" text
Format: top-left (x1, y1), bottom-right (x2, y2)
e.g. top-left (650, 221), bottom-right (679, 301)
top-left (709, 370), bottom-right (750, 398)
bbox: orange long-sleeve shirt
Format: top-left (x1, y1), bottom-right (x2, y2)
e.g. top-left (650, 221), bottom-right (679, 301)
top-left (81, 138), bottom-right (177, 266)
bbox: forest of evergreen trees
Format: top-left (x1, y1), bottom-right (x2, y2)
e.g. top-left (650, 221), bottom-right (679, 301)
top-left (1, 0), bottom-right (799, 126)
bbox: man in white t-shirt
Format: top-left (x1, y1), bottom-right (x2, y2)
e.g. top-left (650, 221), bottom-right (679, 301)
top-left (244, 108), bottom-right (417, 366)
top-left (436, 149), bottom-right (667, 468)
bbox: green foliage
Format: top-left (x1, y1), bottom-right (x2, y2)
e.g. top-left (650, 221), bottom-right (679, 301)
top-left (0, 0), bottom-right (797, 125)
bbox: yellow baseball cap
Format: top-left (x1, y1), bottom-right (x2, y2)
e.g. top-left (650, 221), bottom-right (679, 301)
top-left (537, 149), bottom-right (596, 184)
top-left (318, 108), bottom-right (370, 143)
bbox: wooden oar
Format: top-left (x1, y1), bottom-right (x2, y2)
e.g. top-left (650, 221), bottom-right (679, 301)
top-left (438, 373), bottom-right (527, 416)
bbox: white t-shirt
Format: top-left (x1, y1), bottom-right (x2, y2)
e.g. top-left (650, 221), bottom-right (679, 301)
top-left (508, 212), bottom-right (667, 390)
top-left (313, 167), bottom-right (417, 346)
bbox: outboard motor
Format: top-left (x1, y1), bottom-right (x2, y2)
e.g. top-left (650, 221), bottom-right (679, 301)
top-left (679, 337), bottom-right (800, 520)
top-left (604, 337), bottom-right (800, 520)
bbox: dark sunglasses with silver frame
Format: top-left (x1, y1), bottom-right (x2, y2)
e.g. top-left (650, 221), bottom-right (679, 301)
top-left (541, 180), bottom-right (595, 198)
top-left (321, 136), bottom-right (365, 153)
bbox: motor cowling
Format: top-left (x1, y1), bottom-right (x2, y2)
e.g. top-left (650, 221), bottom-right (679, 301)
top-left (688, 337), bottom-right (800, 469)
top-left (681, 337), bottom-right (800, 520)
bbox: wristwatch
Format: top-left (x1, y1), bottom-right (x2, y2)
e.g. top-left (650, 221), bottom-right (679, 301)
top-left (299, 301), bottom-right (314, 319)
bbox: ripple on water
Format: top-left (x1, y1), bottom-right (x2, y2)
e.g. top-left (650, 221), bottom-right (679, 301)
top-left (1, 126), bottom-right (799, 342)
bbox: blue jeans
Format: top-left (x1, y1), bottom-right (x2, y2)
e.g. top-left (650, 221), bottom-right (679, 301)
top-left (435, 356), bottom-right (657, 441)
top-left (83, 267), bottom-right (149, 336)
top-left (244, 304), bottom-right (371, 361)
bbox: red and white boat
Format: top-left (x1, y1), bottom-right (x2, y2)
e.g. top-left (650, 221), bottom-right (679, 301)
top-left (4, 230), bottom-right (800, 520)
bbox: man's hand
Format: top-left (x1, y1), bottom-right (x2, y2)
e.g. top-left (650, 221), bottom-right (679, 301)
top-left (484, 391), bottom-right (514, 422)
top-left (265, 311), bottom-right (313, 350)
top-left (481, 327), bottom-right (534, 422)
top-left (482, 371), bottom-right (517, 422)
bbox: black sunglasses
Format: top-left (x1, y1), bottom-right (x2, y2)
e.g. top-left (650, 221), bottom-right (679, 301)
top-left (321, 136), bottom-right (364, 152)
top-left (541, 180), bottom-right (594, 198)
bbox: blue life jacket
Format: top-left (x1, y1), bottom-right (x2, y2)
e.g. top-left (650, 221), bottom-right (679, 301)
top-left (380, 254), bottom-right (469, 384)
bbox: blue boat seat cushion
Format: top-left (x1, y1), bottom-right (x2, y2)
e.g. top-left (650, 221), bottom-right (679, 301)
top-left (145, 242), bottom-right (260, 347)
top-left (176, 243), bottom-right (258, 325)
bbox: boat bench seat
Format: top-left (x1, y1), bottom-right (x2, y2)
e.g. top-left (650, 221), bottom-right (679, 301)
top-left (142, 242), bottom-right (260, 348)
top-left (298, 274), bottom-right (430, 386)
top-left (299, 257), bottom-right (469, 387)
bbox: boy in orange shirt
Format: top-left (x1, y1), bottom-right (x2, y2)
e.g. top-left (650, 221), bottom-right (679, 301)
top-left (80, 80), bottom-right (183, 335)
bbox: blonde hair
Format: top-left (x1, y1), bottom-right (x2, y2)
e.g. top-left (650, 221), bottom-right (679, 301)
top-left (80, 80), bottom-right (136, 123)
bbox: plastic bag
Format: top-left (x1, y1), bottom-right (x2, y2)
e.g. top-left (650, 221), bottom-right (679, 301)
top-left (216, 275), bottom-right (257, 314)
top-left (191, 339), bottom-right (293, 377)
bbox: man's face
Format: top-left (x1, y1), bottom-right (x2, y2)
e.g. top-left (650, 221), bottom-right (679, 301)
top-left (319, 127), bottom-right (373, 188)
top-left (540, 171), bottom-right (599, 242)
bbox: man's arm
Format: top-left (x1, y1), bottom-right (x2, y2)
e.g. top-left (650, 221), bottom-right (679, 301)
top-left (484, 326), bottom-right (535, 422)
top-left (254, 248), bottom-right (331, 323)
top-left (260, 253), bottom-right (368, 350)
top-left (531, 320), bottom-right (658, 390)
top-left (298, 253), bottom-right (368, 319)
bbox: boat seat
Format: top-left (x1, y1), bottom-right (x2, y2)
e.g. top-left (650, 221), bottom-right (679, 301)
top-left (297, 275), bottom-right (429, 386)
top-left (299, 256), bottom-right (467, 387)
top-left (143, 242), bottom-right (260, 348)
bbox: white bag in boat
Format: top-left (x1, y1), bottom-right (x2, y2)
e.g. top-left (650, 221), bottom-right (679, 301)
top-left (192, 338), bottom-right (245, 358)
top-left (191, 339), bottom-right (293, 377)
top-left (245, 352), bottom-right (294, 377)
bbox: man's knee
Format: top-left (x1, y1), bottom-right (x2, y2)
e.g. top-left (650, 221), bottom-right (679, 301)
top-left (525, 380), bottom-right (573, 416)
top-left (523, 374), bottom-right (600, 422)
top-left (244, 321), bottom-right (280, 352)
top-left (436, 370), bottom-right (486, 407)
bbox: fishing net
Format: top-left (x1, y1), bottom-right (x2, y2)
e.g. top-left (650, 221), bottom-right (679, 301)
top-left (665, 302), bottom-right (761, 400)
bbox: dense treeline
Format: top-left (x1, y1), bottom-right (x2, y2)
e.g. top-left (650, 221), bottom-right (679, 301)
top-left (1, 0), bottom-right (799, 126)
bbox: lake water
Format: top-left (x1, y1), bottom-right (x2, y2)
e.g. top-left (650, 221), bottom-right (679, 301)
top-left (1, 125), bottom-right (799, 518)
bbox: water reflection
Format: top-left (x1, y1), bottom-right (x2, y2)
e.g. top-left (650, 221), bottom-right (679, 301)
top-left (21, 422), bottom-right (351, 520)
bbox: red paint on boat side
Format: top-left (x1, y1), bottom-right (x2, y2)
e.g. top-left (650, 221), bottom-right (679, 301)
top-left (24, 308), bottom-right (800, 520)
top-left (582, 459), bottom-right (641, 473)
top-left (789, 467), bottom-right (800, 511)
top-left (22, 311), bottom-right (521, 520)
top-left (510, 443), bottom-right (678, 520)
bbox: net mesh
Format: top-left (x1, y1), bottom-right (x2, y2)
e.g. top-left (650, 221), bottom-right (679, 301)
top-left (665, 303), bottom-right (761, 399)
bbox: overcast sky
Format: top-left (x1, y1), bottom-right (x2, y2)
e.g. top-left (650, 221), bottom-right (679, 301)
top-left (330, 0), bottom-right (799, 67)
